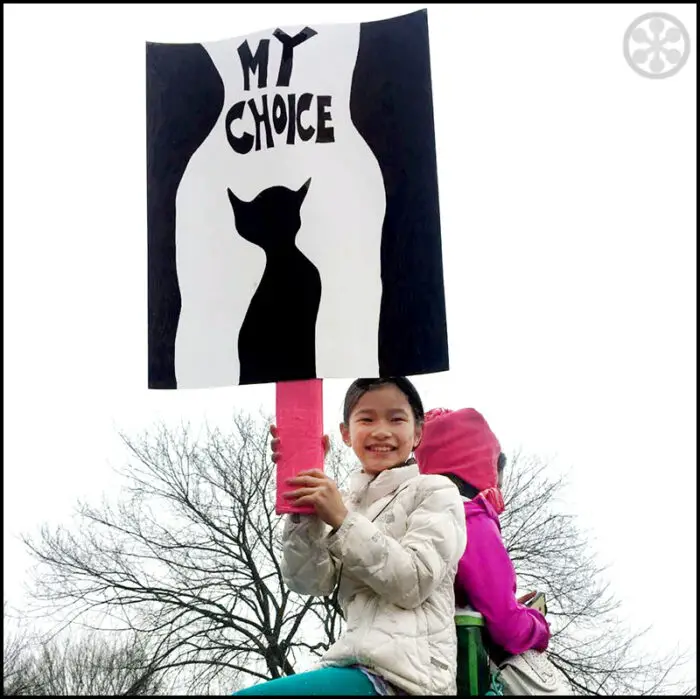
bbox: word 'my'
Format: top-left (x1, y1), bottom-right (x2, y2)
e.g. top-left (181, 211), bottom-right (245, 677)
top-left (226, 27), bottom-right (335, 154)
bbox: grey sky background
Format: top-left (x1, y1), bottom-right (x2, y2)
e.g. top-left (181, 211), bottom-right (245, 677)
top-left (4, 2), bottom-right (696, 681)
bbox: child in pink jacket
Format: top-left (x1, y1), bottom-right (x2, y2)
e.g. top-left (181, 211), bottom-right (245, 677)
top-left (415, 407), bottom-right (550, 656)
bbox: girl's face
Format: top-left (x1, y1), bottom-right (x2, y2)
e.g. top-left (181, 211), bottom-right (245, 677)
top-left (339, 384), bottom-right (422, 476)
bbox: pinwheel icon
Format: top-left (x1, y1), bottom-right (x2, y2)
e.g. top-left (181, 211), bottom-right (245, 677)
top-left (624, 12), bottom-right (691, 79)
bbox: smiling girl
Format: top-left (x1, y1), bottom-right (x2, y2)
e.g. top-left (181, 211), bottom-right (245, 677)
top-left (233, 377), bottom-right (466, 696)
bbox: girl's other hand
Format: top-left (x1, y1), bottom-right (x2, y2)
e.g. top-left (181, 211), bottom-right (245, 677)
top-left (517, 591), bottom-right (537, 606)
top-left (270, 424), bottom-right (281, 463)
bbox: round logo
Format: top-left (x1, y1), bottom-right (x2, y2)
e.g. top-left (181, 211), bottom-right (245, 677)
top-left (623, 12), bottom-right (691, 79)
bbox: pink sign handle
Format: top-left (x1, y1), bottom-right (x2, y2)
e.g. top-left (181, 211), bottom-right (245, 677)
top-left (275, 378), bottom-right (324, 515)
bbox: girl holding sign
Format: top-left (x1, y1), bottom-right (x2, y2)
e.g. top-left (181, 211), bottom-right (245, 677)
top-left (233, 377), bottom-right (466, 696)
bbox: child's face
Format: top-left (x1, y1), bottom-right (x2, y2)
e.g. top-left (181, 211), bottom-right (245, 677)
top-left (340, 384), bottom-right (422, 476)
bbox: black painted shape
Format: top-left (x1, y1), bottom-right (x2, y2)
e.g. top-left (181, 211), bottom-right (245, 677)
top-left (349, 9), bottom-right (449, 377)
top-left (227, 180), bottom-right (320, 385)
top-left (237, 38), bottom-right (270, 90)
top-left (315, 95), bottom-right (334, 143)
top-left (146, 42), bottom-right (225, 389)
top-left (272, 27), bottom-right (318, 87)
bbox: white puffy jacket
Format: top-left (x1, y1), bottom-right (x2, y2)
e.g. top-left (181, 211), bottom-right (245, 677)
top-left (282, 462), bottom-right (467, 695)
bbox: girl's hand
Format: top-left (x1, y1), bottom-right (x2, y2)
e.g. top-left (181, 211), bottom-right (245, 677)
top-left (517, 591), bottom-right (537, 606)
top-left (269, 425), bottom-right (330, 464)
top-left (284, 469), bottom-right (348, 529)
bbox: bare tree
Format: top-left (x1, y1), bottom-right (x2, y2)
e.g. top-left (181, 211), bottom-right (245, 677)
top-left (21, 413), bottom-right (345, 694)
top-left (4, 604), bottom-right (36, 696)
top-left (500, 451), bottom-right (694, 695)
top-left (19, 415), bottom-right (693, 694)
top-left (3, 607), bottom-right (164, 696)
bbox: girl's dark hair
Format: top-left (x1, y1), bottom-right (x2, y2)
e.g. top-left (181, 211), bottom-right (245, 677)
top-left (342, 377), bottom-right (425, 425)
top-left (446, 452), bottom-right (508, 499)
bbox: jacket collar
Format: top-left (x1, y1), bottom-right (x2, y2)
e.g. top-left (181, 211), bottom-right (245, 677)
top-left (348, 459), bottom-right (420, 509)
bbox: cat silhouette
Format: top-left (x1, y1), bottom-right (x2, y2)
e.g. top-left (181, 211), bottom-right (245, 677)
top-left (227, 179), bottom-right (320, 385)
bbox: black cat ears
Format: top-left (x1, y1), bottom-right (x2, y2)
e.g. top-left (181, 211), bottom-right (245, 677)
top-left (227, 187), bottom-right (242, 207)
top-left (227, 178), bottom-right (311, 206)
top-left (298, 177), bottom-right (311, 199)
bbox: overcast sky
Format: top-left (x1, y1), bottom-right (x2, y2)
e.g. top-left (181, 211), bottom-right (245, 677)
top-left (4, 2), bottom-right (696, 680)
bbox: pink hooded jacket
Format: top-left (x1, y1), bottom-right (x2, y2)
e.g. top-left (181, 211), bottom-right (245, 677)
top-left (415, 408), bottom-right (550, 655)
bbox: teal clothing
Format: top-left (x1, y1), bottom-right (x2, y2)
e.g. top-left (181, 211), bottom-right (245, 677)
top-left (232, 667), bottom-right (381, 696)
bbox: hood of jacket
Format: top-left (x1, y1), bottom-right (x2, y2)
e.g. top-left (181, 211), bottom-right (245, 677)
top-left (415, 407), bottom-right (501, 493)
